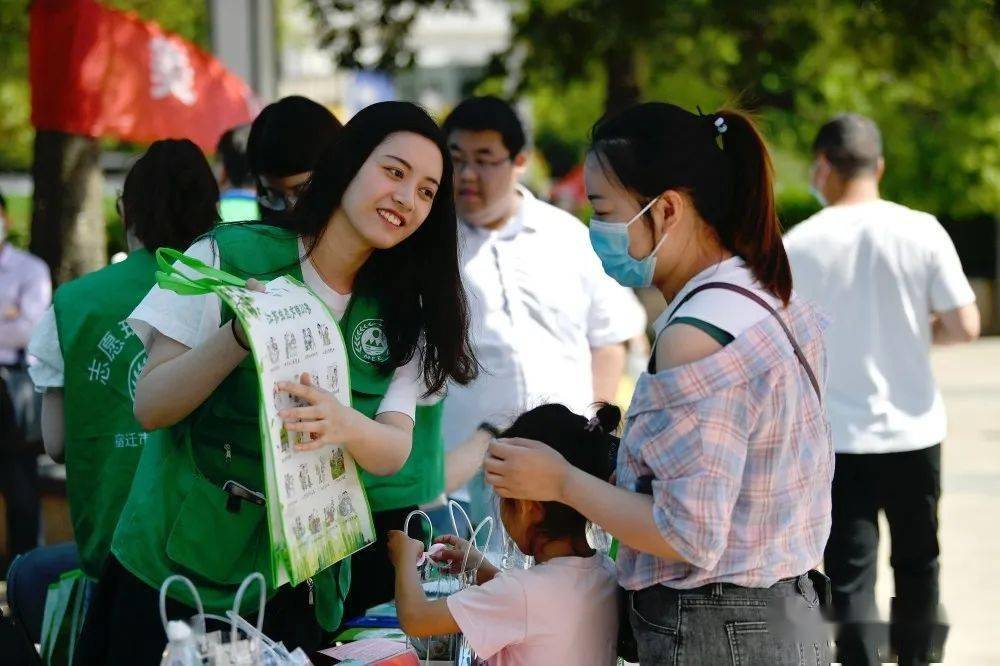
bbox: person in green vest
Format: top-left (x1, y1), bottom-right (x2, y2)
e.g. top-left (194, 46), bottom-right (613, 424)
top-left (20, 139), bottom-right (218, 636)
top-left (215, 124), bottom-right (260, 223)
top-left (75, 101), bottom-right (478, 665)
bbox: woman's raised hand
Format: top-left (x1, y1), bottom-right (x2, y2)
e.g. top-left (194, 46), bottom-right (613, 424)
top-left (483, 438), bottom-right (571, 502)
top-left (277, 372), bottom-right (362, 451)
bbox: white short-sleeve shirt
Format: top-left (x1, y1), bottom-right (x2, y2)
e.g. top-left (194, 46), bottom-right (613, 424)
top-left (27, 306), bottom-right (63, 390)
top-left (442, 186), bottom-right (646, 465)
top-left (128, 237), bottom-right (420, 420)
top-left (651, 256), bottom-right (782, 342)
top-left (785, 199), bottom-right (976, 454)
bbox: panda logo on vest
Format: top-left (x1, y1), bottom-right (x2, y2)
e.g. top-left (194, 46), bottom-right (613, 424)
top-left (352, 318), bottom-right (389, 364)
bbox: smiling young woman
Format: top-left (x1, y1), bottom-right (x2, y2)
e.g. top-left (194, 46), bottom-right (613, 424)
top-left (75, 102), bottom-right (478, 664)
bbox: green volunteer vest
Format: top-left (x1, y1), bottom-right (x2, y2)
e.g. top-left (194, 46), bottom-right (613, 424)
top-left (366, 401), bottom-right (445, 511)
top-left (112, 224), bottom-right (446, 628)
top-left (52, 249), bottom-right (165, 580)
top-left (112, 225), bottom-right (393, 631)
top-left (203, 224), bottom-right (446, 514)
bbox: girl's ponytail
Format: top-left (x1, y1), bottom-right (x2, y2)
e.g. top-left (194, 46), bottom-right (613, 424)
top-left (717, 110), bottom-right (792, 304)
top-left (586, 403), bottom-right (622, 482)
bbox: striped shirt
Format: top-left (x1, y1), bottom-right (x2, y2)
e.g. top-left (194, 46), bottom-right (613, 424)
top-left (616, 297), bottom-right (834, 590)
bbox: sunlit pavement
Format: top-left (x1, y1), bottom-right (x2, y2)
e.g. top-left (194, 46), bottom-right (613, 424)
top-left (871, 338), bottom-right (1000, 664)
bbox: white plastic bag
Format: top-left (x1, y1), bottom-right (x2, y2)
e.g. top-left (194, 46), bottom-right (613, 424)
top-left (158, 572), bottom-right (312, 665)
top-left (401, 502), bottom-right (493, 666)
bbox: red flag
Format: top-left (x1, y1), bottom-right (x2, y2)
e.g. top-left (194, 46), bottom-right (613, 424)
top-left (30, 0), bottom-right (258, 152)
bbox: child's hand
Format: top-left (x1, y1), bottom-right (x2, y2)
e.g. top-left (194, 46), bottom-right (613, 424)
top-left (387, 530), bottom-right (425, 569)
top-left (277, 373), bottom-right (362, 451)
top-left (430, 534), bottom-right (481, 574)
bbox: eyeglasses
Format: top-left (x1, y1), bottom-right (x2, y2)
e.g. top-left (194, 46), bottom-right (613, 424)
top-left (451, 154), bottom-right (512, 174)
top-left (115, 190), bottom-right (125, 219)
top-left (257, 178), bottom-right (313, 212)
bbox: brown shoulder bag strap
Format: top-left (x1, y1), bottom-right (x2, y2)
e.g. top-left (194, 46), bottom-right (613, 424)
top-left (666, 282), bottom-right (821, 402)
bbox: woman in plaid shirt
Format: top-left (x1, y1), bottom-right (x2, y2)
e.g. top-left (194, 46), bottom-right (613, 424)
top-left (485, 102), bottom-right (834, 665)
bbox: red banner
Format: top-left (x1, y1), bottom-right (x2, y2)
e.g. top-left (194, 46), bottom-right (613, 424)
top-left (30, 0), bottom-right (258, 152)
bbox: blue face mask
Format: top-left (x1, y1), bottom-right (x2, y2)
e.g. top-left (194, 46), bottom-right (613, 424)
top-left (589, 198), bottom-right (667, 288)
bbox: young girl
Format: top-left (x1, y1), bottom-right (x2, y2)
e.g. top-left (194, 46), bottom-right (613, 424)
top-left (388, 403), bottom-right (620, 666)
top-left (483, 102), bottom-right (833, 665)
top-left (76, 101), bottom-right (477, 664)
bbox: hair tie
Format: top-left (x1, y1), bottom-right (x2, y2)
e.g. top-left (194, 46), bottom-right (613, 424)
top-left (714, 116), bottom-right (728, 135)
top-left (585, 416), bottom-right (602, 433)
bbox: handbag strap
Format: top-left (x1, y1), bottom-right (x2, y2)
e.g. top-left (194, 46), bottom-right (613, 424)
top-left (666, 282), bottom-right (821, 402)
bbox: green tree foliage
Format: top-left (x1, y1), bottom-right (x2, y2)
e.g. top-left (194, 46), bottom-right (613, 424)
top-left (305, 0), bottom-right (998, 222)
top-left (0, 5), bottom-right (33, 170)
top-left (302, 0), bottom-right (470, 70)
top-left (0, 1), bottom-right (208, 170)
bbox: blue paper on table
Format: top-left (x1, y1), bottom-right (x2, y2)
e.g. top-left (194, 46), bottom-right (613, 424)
top-left (342, 599), bottom-right (401, 628)
top-left (343, 615), bottom-right (400, 629)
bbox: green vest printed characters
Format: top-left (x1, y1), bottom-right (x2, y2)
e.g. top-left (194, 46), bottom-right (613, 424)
top-left (53, 248), bottom-right (166, 579)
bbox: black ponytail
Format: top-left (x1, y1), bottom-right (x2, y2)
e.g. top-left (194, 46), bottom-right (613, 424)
top-left (590, 103), bottom-right (792, 304)
top-left (715, 110), bottom-right (791, 303)
top-left (500, 403), bottom-right (622, 539)
top-left (123, 139), bottom-right (219, 253)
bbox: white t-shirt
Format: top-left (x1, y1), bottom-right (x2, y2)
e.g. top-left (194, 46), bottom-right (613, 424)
top-left (785, 200), bottom-right (976, 454)
top-left (652, 256), bottom-right (782, 345)
top-left (446, 552), bottom-right (618, 666)
top-left (444, 187), bottom-right (646, 498)
top-left (128, 237), bottom-right (420, 420)
top-left (27, 306), bottom-right (63, 390)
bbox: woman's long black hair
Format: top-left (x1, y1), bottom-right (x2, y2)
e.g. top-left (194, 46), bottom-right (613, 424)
top-left (292, 101), bottom-right (478, 395)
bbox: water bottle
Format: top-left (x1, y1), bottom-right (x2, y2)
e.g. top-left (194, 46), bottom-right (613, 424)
top-left (160, 620), bottom-right (199, 666)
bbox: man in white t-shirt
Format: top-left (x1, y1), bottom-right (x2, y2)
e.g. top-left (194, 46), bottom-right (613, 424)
top-left (437, 97), bottom-right (645, 528)
top-left (785, 114), bottom-right (980, 666)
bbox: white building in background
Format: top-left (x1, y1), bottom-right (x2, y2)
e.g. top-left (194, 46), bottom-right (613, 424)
top-left (277, 0), bottom-right (511, 119)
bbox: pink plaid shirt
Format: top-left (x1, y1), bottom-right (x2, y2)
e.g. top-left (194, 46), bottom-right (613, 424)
top-left (616, 297), bottom-right (833, 590)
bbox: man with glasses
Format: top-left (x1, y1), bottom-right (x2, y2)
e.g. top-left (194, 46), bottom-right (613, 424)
top-left (435, 96), bottom-right (646, 531)
top-left (246, 96), bottom-right (342, 226)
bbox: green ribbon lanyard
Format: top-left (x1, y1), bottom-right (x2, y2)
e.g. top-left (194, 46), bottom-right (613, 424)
top-left (154, 247), bottom-right (248, 296)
